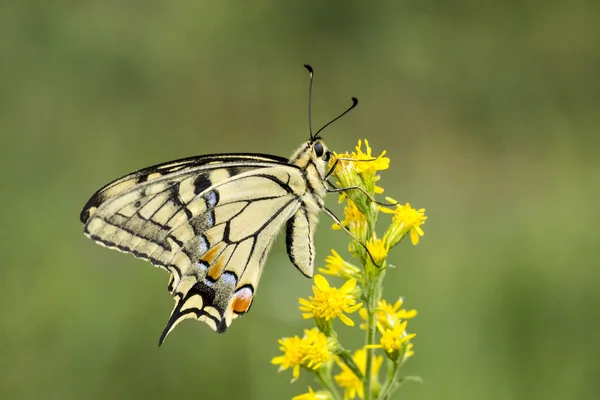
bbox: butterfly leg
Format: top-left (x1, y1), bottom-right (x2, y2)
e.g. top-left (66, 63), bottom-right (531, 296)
top-left (321, 206), bottom-right (380, 267)
top-left (324, 156), bottom-right (339, 180)
top-left (324, 156), bottom-right (363, 180)
top-left (326, 185), bottom-right (396, 207)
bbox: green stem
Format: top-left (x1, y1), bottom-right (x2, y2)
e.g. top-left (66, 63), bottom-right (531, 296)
top-left (379, 359), bottom-right (395, 398)
top-left (365, 295), bottom-right (375, 400)
top-left (377, 360), bottom-right (403, 400)
top-left (336, 349), bottom-right (364, 382)
top-left (364, 269), bottom-right (385, 400)
top-left (367, 209), bottom-right (377, 240)
top-left (364, 277), bottom-right (378, 400)
top-left (379, 350), bottom-right (422, 400)
top-left (317, 368), bottom-right (342, 400)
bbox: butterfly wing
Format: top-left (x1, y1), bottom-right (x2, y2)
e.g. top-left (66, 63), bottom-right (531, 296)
top-left (81, 155), bottom-right (310, 343)
top-left (81, 154), bottom-right (288, 269)
top-left (159, 168), bottom-right (311, 342)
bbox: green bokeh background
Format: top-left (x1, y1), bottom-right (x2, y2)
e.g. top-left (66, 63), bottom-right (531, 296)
top-left (2, 1), bottom-right (599, 399)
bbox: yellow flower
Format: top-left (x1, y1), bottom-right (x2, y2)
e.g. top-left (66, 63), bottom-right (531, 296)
top-left (293, 387), bottom-right (333, 400)
top-left (351, 139), bottom-right (390, 174)
top-left (334, 348), bottom-right (383, 400)
top-left (332, 199), bottom-right (366, 231)
top-left (332, 199), bottom-right (368, 253)
top-left (271, 335), bottom-right (306, 381)
top-left (380, 199), bottom-right (427, 246)
top-left (319, 249), bottom-right (361, 279)
top-left (331, 151), bottom-right (366, 213)
top-left (302, 328), bottom-right (333, 370)
top-left (366, 321), bottom-right (416, 361)
top-left (359, 299), bottom-right (418, 330)
top-left (299, 275), bottom-right (362, 327)
top-left (331, 150), bottom-right (359, 185)
top-left (365, 237), bottom-right (390, 266)
top-left (331, 139), bottom-right (388, 216)
top-left (271, 329), bottom-right (333, 382)
top-left (378, 321), bottom-right (416, 354)
top-left (379, 299), bottom-right (418, 321)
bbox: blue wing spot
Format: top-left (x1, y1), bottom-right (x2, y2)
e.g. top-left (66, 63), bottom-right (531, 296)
top-left (221, 271), bottom-right (238, 288)
top-left (199, 234), bottom-right (209, 255)
top-left (204, 190), bottom-right (219, 209)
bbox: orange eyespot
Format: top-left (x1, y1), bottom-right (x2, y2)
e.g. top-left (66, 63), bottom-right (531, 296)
top-left (231, 287), bottom-right (254, 314)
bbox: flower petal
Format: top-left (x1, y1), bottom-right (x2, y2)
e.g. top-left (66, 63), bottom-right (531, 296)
top-left (410, 228), bottom-right (420, 245)
top-left (340, 278), bottom-right (357, 294)
top-left (314, 274), bottom-right (330, 291)
top-left (338, 313), bottom-right (355, 326)
top-left (345, 302), bottom-right (363, 313)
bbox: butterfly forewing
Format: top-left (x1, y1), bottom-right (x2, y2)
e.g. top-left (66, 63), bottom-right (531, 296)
top-left (80, 153), bottom-right (288, 225)
top-left (82, 155), bottom-right (288, 265)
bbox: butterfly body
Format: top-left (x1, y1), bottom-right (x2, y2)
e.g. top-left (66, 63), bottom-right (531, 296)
top-left (81, 139), bottom-right (331, 344)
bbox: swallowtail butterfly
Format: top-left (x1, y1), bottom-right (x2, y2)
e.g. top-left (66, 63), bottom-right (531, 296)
top-left (80, 65), bottom-right (358, 345)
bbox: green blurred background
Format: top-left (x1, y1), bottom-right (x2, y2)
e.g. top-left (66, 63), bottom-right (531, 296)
top-left (2, 1), bottom-right (599, 399)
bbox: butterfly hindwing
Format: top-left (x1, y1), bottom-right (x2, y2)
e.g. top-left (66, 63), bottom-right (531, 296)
top-left (160, 166), bottom-right (308, 341)
top-left (286, 206), bottom-right (318, 278)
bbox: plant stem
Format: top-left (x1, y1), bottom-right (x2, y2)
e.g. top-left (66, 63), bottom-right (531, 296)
top-left (364, 268), bottom-right (385, 400)
top-left (364, 278), bottom-right (377, 400)
top-left (379, 359), bottom-right (395, 398)
top-left (378, 360), bottom-right (403, 400)
top-left (317, 368), bottom-right (343, 400)
top-left (336, 349), bottom-right (364, 382)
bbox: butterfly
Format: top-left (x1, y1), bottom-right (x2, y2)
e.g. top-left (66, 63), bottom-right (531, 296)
top-left (80, 65), bottom-right (360, 345)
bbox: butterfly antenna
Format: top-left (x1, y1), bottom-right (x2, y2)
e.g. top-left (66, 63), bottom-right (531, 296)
top-left (304, 64), bottom-right (315, 139)
top-left (314, 97), bottom-right (359, 139)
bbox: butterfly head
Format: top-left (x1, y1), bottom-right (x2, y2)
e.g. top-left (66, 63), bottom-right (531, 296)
top-left (289, 138), bottom-right (330, 171)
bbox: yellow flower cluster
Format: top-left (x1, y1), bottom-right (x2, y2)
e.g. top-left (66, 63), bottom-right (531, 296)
top-left (360, 298), bottom-right (417, 360)
top-left (333, 139), bottom-right (389, 192)
top-left (332, 200), bottom-right (368, 244)
top-left (331, 139), bottom-right (389, 217)
top-left (271, 328), bottom-right (333, 382)
top-left (373, 321), bottom-right (416, 360)
top-left (359, 299), bottom-right (418, 330)
top-left (273, 139), bottom-right (425, 400)
top-left (299, 275), bottom-right (362, 327)
top-left (332, 140), bottom-right (427, 255)
top-left (319, 249), bottom-right (361, 280)
top-left (380, 199), bottom-right (427, 246)
top-left (365, 237), bottom-right (390, 266)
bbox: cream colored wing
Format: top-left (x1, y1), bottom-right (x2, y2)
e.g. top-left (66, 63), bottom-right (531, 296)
top-left (80, 153), bottom-right (288, 229)
top-left (82, 161), bottom-right (312, 343)
top-left (81, 154), bottom-right (289, 270)
top-left (285, 206), bottom-right (319, 278)
top-left (157, 167), bottom-right (309, 342)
